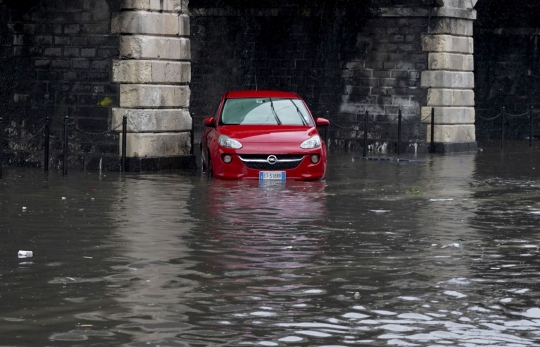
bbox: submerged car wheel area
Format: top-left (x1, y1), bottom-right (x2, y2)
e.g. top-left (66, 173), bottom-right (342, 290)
top-left (201, 90), bottom-right (330, 181)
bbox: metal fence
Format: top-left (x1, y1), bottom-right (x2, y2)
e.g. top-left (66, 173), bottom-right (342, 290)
top-left (328, 106), bottom-right (538, 155)
top-left (476, 106), bottom-right (537, 149)
top-left (0, 114), bottom-right (197, 179)
top-left (327, 107), bottom-right (432, 156)
top-left (0, 116), bottom-right (125, 179)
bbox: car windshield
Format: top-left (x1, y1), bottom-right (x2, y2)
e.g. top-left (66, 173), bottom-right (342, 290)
top-left (220, 98), bottom-right (314, 126)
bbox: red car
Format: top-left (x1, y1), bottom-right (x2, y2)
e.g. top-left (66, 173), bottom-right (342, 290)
top-left (200, 90), bottom-right (330, 181)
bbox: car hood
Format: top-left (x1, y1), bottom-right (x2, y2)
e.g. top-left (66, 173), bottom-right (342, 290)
top-left (218, 125), bottom-right (319, 143)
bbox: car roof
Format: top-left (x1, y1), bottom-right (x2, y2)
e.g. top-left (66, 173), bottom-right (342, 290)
top-left (224, 90), bottom-right (302, 99)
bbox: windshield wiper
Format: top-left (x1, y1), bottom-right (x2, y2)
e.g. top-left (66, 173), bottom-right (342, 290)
top-left (290, 100), bottom-right (308, 125)
top-left (269, 98), bottom-right (282, 125)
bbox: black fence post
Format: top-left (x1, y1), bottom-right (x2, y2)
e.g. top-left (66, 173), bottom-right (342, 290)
top-left (0, 117), bottom-right (3, 179)
top-left (63, 115), bottom-right (68, 176)
top-left (530, 106), bottom-right (533, 148)
top-left (122, 115), bottom-right (127, 172)
top-left (44, 117), bottom-right (50, 173)
top-left (190, 113), bottom-right (195, 155)
top-left (501, 107), bottom-right (505, 150)
top-left (363, 110), bottom-right (368, 158)
top-left (397, 108), bottom-right (402, 155)
top-left (430, 107), bottom-right (435, 153)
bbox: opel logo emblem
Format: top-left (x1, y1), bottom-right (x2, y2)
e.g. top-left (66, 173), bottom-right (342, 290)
top-left (267, 155), bottom-right (278, 165)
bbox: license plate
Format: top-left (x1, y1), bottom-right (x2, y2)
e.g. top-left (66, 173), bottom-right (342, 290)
top-left (259, 171), bottom-right (286, 180)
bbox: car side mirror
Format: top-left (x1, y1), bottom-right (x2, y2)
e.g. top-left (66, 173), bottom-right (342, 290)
top-left (203, 117), bottom-right (215, 127)
top-left (315, 117), bottom-right (330, 126)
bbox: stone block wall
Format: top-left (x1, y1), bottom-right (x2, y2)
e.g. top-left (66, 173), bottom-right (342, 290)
top-left (0, 0), bottom-right (122, 170)
top-left (189, 2), bottom-right (432, 153)
top-left (111, 0), bottom-right (193, 164)
top-left (337, 9), bottom-right (429, 150)
top-left (420, 0), bottom-right (477, 152)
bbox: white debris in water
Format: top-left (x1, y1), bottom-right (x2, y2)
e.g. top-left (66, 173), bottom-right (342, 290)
top-left (430, 198), bottom-right (454, 202)
top-left (18, 250), bottom-right (33, 258)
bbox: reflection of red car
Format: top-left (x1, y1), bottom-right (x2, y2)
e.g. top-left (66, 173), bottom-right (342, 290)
top-left (200, 90), bottom-right (330, 181)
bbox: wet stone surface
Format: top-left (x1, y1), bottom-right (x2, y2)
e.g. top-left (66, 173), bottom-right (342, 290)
top-left (1, 141), bottom-right (540, 346)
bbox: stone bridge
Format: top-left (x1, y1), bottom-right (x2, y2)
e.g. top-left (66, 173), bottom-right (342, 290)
top-left (0, 0), bottom-right (534, 169)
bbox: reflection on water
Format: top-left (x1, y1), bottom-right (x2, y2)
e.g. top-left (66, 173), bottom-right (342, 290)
top-left (1, 141), bottom-right (540, 346)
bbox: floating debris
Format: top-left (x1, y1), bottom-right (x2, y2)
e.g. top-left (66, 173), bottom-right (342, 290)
top-left (18, 250), bottom-right (33, 258)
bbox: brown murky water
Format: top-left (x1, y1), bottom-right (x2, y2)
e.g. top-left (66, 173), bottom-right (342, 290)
top-left (1, 141), bottom-right (540, 346)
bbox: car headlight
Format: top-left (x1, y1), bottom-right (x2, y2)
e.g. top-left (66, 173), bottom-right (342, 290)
top-left (300, 135), bottom-right (321, 149)
top-left (218, 135), bottom-right (242, 149)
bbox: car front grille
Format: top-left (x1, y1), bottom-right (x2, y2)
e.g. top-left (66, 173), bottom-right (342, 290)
top-left (238, 154), bottom-right (304, 171)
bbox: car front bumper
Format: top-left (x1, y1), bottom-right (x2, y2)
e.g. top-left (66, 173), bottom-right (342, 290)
top-left (212, 149), bottom-right (327, 181)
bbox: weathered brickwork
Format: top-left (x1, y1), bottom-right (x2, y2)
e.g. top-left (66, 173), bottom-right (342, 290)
top-left (0, 0), bottom-right (122, 169)
top-left (189, 5), bottom-right (430, 152)
top-left (337, 13), bottom-right (429, 149)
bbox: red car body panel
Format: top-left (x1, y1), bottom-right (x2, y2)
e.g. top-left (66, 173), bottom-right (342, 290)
top-left (201, 90), bottom-right (329, 181)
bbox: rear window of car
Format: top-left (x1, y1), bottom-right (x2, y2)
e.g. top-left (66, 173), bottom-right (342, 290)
top-left (220, 98), bottom-right (314, 126)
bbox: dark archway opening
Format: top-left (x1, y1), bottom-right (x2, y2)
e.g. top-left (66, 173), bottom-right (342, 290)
top-left (475, 0), bottom-right (540, 139)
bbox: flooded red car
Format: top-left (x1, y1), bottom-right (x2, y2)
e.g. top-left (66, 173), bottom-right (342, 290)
top-left (201, 90), bottom-right (329, 180)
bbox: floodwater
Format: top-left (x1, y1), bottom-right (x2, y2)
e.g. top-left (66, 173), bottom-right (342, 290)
top-left (1, 141), bottom-right (540, 347)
